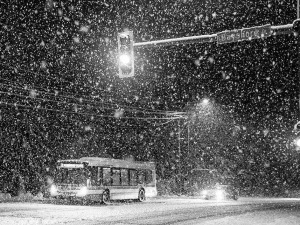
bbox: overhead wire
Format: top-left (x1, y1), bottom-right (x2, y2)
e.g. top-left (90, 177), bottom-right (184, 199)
top-left (0, 24), bottom-right (176, 115)
top-left (0, 21), bottom-right (186, 118)
top-left (0, 66), bottom-right (185, 115)
top-left (0, 62), bottom-right (174, 113)
top-left (0, 82), bottom-right (181, 116)
top-left (0, 21), bottom-right (176, 114)
top-left (0, 100), bottom-right (183, 121)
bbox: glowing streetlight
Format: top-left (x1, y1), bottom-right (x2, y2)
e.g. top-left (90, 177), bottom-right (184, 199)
top-left (202, 98), bottom-right (209, 105)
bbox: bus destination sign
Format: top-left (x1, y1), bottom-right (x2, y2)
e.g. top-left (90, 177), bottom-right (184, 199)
top-left (217, 24), bottom-right (272, 44)
top-left (60, 163), bottom-right (84, 168)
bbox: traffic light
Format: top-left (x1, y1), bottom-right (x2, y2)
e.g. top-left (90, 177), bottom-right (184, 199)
top-left (117, 31), bottom-right (134, 78)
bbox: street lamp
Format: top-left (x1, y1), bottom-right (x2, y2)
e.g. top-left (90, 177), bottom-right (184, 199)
top-left (202, 98), bottom-right (209, 105)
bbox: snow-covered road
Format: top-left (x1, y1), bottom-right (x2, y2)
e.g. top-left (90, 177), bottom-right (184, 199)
top-left (0, 197), bottom-right (300, 225)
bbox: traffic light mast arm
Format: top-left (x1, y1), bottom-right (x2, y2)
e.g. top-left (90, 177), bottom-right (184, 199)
top-left (133, 23), bottom-right (293, 48)
top-left (118, 23), bottom-right (293, 77)
top-left (133, 34), bottom-right (217, 48)
top-left (271, 23), bottom-right (293, 35)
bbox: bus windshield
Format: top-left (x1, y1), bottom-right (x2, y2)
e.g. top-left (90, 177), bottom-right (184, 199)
top-left (56, 168), bottom-right (87, 185)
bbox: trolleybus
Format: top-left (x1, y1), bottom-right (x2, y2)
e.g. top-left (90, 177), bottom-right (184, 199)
top-left (49, 157), bottom-right (157, 203)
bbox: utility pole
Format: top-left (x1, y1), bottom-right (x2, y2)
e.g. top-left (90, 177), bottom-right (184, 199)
top-left (178, 119), bottom-right (182, 193)
top-left (294, 19), bottom-right (300, 121)
top-left (177, 118), bottom-right (191, 194)
top-left (298, 1), bottom-right (300, 116)
top-left (188, 122), bottom-right (191, 152)
top-left (297, 0), bottom-right (300, 19)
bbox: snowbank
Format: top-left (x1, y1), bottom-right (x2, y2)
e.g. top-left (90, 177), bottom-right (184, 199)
top-left (0, 193), bottom-right (11, 201)
top-left (0, 192), bottom-right (44, 202)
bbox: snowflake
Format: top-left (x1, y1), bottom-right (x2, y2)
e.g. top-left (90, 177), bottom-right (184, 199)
top-left (79, 26), bottom-right (89, 32)
top-left (73, 37), bottom-right (80, 43)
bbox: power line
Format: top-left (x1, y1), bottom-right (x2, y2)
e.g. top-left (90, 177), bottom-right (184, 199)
top-left (0, 26), bottom-right (176, 114)
top-left (0, 61), bottom-right (75, 88)
top-left (0, 60), bottom-right (179, 115)
top-left (0, 73), bottom-right (183, 115)
top-left (0, 83), bottom-right (180, 116)
top-left (0, 100), bottom-right (182, 121)
top-left (0, 62), bottom-right (168, 113)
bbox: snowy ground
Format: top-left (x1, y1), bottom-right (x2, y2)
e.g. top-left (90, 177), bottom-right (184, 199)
top-left (0, 197), bottom-right (300, 225)
top-left (181, 208), bottom-right (300, 225)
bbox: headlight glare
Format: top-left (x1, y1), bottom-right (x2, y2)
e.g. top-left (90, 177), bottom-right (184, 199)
top-left (201, 190), bottom-right (208, 195)
top-left (215, 190), bottom-right (224, 200)
top-left (50, 185), bottom-right (58, 196)
top-left (77, 186), bottom-right (88, 197)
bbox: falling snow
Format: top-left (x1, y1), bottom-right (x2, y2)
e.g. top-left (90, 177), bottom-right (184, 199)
top-left (0, 0), bottom-right (299, 210)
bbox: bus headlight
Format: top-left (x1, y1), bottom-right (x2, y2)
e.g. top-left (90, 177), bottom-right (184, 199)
top-left (50, 185), bottom-right (58, 196)
top-left (77, 187), bottom-right (88, 197)
top-left (215, 190), bottom-right (224, 200)
top-left (201, 190), bottom-right (208, 196)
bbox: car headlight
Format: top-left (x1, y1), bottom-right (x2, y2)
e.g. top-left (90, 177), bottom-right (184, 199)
top-left (215, 190), bottom-right (224, 200)
top-left (77, 187), bottom-right (88, 197)
top-left (50, 185), bottom-right (58, 196)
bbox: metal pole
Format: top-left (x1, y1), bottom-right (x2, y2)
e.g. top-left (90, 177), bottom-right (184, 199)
top-left (296, 18), bottom-right (300, 120)
top-left (298, 1), bottom-right (300, 117)
top-left (178, 119), bottom-right (182, 193)
top-left (178, 120), bottom-right (181, 159)
top-left (133, 24), bottom-right (293, 48)
top-left (187, 122), bottom-right (190, 154)
top-left (297, 0), bottom-right (300, 19)
top-left (178, 120), bottom-right (181, 166)
top-left (299, 32), bottom-right (300, 118)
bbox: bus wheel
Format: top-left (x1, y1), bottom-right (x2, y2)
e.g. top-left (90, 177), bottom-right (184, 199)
top-left (102, 190), bottom-right (110, 204)
top-left (138, 189), bottom-right (146, 202)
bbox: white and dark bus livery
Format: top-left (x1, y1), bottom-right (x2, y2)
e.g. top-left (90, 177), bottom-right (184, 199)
top-left (50, 157), bottom-right (157, 203)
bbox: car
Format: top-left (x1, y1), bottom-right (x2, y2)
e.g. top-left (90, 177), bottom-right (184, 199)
top-left (200, 184), bottom-right (239, 200)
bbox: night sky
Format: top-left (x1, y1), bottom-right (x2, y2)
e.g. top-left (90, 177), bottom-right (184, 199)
top-left (1, 0), bottom-right (300, 195)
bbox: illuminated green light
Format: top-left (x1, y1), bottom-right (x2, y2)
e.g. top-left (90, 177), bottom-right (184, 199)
top-left (296, 138), bottom-right (300, 147)
top-left (119, 54), bottom-right (131, 65)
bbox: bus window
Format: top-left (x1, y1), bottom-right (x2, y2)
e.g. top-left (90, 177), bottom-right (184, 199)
top-left (129, 169), bottom-right (137, 186)
top-left (137, 170), bottom-right (145, 184)
top-left (145, 170), bottom-right (153, 184)
top-left (112, 169), bottom-right (121, 186)
top-left (97, 167), bottom-right (102, 185)
top-left (121, 169), bottom-right (129, 186)
top-left (103, 167), bottom-right (111, 186)
top-left (90, 167), bottom-right (98, 186)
